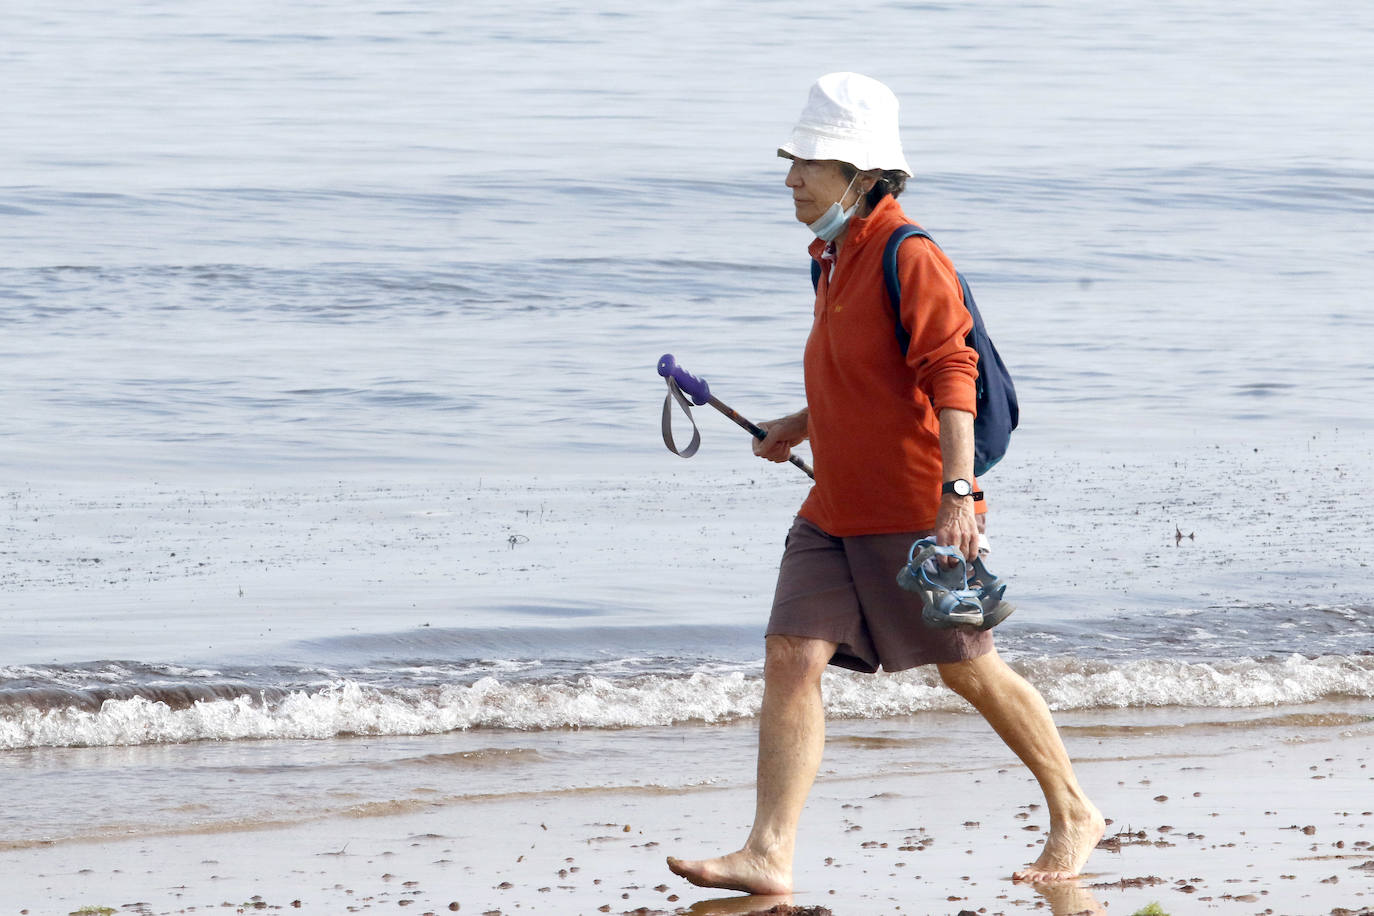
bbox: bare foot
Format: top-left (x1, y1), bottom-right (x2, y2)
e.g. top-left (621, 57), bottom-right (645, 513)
top-left (1012, 804), bottom-right (1106, 883)
top-left (666, 848), bottom-right (792, 895)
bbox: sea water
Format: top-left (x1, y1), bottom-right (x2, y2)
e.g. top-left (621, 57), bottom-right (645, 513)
top-left (2, 0), bottom-right (1372, 851)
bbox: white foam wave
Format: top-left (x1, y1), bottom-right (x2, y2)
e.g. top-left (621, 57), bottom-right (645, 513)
top-left (2, 654), bottom-right (1371, 749)
top-left (1027, 654), bottom-right (1374, 710)
top-left (0, 673), bottom-right (765, 749)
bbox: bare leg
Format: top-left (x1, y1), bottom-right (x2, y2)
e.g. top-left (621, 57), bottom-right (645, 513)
top-left (938, 648), bottom-right (1105, 882)
top-left (667, 634), bottom-right (836, 894)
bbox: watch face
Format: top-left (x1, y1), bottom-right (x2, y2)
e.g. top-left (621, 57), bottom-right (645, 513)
top-left (947, 478), bottom-right (972, 497)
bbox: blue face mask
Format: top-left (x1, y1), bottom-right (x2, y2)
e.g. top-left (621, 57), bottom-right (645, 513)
top-left (808, 174), bottom-right (862, 242)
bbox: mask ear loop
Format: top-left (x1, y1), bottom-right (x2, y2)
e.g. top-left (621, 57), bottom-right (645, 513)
top-left (847, 172), bottom-right (881, 215)
top-left (838, 173), bottom-right (861, 211)
top-left (838, 171), bottom-right (881, 222)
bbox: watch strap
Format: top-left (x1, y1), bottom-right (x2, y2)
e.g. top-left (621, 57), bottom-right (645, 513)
top-left (941, 479), bottom-right (985, 501)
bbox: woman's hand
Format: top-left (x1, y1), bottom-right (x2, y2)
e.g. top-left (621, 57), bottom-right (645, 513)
top-left (934, 494), bottom-right (979, 565)
top-left (752, 409), bottom-right (809, 463)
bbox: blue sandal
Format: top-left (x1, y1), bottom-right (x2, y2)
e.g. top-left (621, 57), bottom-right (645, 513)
top-left (967, 554), bottom-right (1015, 630)
top-left (896, 538), bottom-right (1016, 631)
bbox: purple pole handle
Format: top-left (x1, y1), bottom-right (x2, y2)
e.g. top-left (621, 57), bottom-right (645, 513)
top-left (657, 353), bottom-right (711, 406)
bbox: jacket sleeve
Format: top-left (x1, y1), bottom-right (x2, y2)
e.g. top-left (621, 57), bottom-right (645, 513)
top-left (896, 237), bottom-right (979, 415)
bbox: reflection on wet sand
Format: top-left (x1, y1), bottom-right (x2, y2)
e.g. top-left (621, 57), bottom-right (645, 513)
top-left (1033, 879), bottom-right (1107, 915)
top-left (680, 880), bottom-right (1104, 916)
top-left (683, 893), bottom-right (794, 915)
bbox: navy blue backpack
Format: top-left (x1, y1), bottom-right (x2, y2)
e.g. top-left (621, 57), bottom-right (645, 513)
top-left (810, 224), bottom-right (1019, 475)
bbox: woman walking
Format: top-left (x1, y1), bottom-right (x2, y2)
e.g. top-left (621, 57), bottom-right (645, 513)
top-left (667, 72), bottom-right (1103, 894)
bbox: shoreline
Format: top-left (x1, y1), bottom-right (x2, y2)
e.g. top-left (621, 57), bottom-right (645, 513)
top-left (2, 725), bottom-right (1370, 915)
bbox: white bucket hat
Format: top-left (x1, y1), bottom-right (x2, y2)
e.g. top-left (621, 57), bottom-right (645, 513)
top-left (778, 72), bottom-right (912, 176)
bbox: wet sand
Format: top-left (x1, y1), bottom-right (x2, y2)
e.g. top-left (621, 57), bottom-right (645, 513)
top-left (2, 730), bottom-right (1370, 915)
top-left (6, 432), bottom-right (1372, 668)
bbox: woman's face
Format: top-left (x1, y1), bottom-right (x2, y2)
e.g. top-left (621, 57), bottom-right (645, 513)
top-left (784, 158), bottom-right (859, 225)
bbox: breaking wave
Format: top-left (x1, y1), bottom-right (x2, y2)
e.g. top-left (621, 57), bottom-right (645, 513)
top-left (2, 653), bottom-right (1372, 750)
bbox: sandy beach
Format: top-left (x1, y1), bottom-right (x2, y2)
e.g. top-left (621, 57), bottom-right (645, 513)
top-left (3, 713), bottom-right (1370, 916)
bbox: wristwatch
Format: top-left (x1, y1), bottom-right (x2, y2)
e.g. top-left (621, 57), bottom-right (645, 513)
top-left (941, 478), bottom-right (985, 501)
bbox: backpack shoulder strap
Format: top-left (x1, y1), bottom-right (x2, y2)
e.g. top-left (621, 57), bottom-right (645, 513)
top-left (810, 257), bottom-right (821, 293)
top-left (882, 224), bottom-right (933, 355)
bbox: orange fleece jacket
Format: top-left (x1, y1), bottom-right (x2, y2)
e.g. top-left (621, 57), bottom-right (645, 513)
top-left (798, 195), bottom-right (983, 536)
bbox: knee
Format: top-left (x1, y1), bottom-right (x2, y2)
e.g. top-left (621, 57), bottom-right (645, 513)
top-left (938, 656), bottom-right (993, 703)
top-left (763, 635), bottom-right (833, 687)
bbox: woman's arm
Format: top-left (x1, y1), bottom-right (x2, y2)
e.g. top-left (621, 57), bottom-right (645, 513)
top-left (935, 407), bottom-right (979, 562)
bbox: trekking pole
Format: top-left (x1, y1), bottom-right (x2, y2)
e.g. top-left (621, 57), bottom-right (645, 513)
top-left (657, 353), bottom-right (814, 480)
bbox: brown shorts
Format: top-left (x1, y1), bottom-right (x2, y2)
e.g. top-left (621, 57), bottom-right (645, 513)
top-left (766, 515), bottom-right (994, 673)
